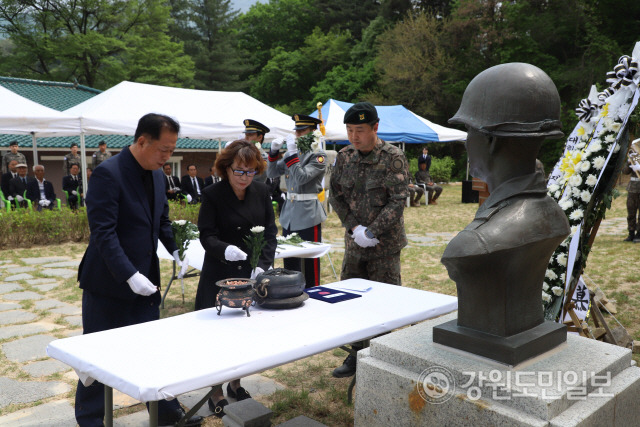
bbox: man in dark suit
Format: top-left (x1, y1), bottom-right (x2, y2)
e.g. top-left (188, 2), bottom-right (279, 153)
top-left (418, 146), bottom-right (432, 172)
top-left (162, 163), bottom-right (183, 201)
top-left (8, 163), bottom-right (32, 208)
top-left (1, 159), bottom-right (18, 198)
top-left (62, 163), bottom-right (84, 210)
top-left (26, 165), bottom-right (57, 210)
top-left (75, 114), bottom-right (201, 427)
top-left (204, 165), bottom-right (221, 187)
top-left (181, 164), bottom-right (204, 203)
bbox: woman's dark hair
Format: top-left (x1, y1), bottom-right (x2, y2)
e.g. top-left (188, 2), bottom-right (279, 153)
top-left (215, 140), bottom-right (265, 180)
top-left (134, 113), bottom-right (180, 141)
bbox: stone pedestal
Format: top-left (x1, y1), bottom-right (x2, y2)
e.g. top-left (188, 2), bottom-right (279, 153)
top-left (354, 313), bottom-right (640, 427)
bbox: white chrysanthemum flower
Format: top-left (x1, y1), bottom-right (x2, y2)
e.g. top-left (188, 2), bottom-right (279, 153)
top-left (586, 174), bottom-right (598, 186)
top-left (581, 133), bottom-right (590, 141)
top-left (571, 225), bottom-right (579, 235)
top-left (579, 161), bottom-right (590, 172)
top-left (251, 226), bottom-right (265, 233)
top-left (604, 134), bottom-right (616, 143)
top-left (581, 150), bottom-right (590, 160)
top-left (277, 235), bottom-right (286, 242)
top-left (569, 209), bottom-right (584, 221)
top-left (568, 174), bottom-right (582, 187)
top-left (588, 140), bottom-right (602, 153)
top-left (560, 239), bottom-right (569, 247)
top-left (614, 143), bottom-right (621, 153)
top-left (592, 156), bottom-right (606, 170)
top-left (575, 142), bottom-right (586, 149)
top-left (556, 253), bottom-right (567, 267)
top-left (611, 122), bottom-right (622, 132)
top-left (545, 269), bottom-right (558, 280)
top-left (542, 292), bottom-right (552, 303)
top-left (572, 187), bottom-right (582, 198)
top-left (551, 286), bottom-right (564, 296)
top-left (542, 282), bottom-right (550, 291)
top-left (559, 198), bottom-right (573, 211)
top-left (554, 190), bottom-right (561, 199)
top-left (548, 184), bottom-right (560, 193)
top-left (560, 273), bottom-right (566, 282)
top-left (580, 190), bottom-right (591, 203)
top-left (313, 129), bottom-right (323, 138)
top-left (174, 219), bottom-right (187, 226)
top-left (603, 117), bottom-right (615, 128)
top-left (289, 232), bottom-right (298, 238)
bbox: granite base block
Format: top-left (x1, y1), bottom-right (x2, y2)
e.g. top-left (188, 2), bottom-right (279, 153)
top-left (354, 313), bottom-right (640, 427)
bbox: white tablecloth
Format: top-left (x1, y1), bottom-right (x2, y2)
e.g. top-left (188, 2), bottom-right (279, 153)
top-left (46, 279), bottom-right (457, 402)
top-left (157, 239), bottom-right (332, 271)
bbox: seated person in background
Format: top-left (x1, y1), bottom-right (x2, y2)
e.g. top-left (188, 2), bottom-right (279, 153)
top-left (408, 177), bottom-right (425, 207)
top-left (204, 165), bottom-right (221, 187)
top-left (63, 164), bottom-right (84, 210)
top-left (181, 164), bottom-right (204, 203)
top-left (27, 164), bottom-right (56, 211)
top-left (1, 159), bottom-right (18, 198)
top-left (163, 163), bottom-right (183, 201)
top-left (8, 163), bottom-right (32, 208)
top-left (415, 162), bottom-right (442, 205)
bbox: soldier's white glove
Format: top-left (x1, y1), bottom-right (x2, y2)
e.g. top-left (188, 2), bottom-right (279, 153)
top-left (72, 190), bottom-right (77, 196)
top-left (186, 194), bottom-right (193, 203)
top-left (251, 267), bottom-right (264, 280)
top-left (270, 138), bottom-right (284, 153)
top-left (172, 250), bottom-right (190, 279)
top-left (16, 195), bottom-right (23, 202)
top-left (352, 225), bottom-right (380, 248)
top-left (631, 164), bottom-right (640, 172)
top-left (285, 134), bottom-right (297, 156)
top-left (7, 195), bottom-right (13, 201)
top-left (126, 272), bottom-right (158, 296)
top-left (38, 199), bottom-right (46, 206)
top-left (43, 199), bottom-right (51, 207)
top-left (225, 245), bottom-right (247, 262)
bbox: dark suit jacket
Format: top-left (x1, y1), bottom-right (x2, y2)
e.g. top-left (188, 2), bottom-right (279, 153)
top-left (164, 174), bottom-right (182, 200)
top-left (62, 174), bottom-right (83, 194)
top-left (26, 179), bottom-right (56, 205)
top-left (204, 175), bottom-right (220, 187)
top-left (181, 175), bottom-right (204, 202)
top-left (9, 175), bottom-right (34, 198)
top-left (1, 171), bottom-right (16, 197)
top-left (78, 146), bottom-right (178, 302)
top-left (194, 179), bottom-right (277, 310)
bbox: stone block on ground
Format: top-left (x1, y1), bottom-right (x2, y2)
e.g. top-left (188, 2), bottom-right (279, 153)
top-left (4, 266), bottom-right (36, 274)
top-left (21, 256), bottom-right (70, 265)
top-left (64, 315), bottom-right (82, 326)
top-left (34, 299), bottom-right (67, 310)
top-left (0, 309), bottom-right (38, 326)
top-left (223, 398), bottom-right (273, 427)
top-left (40, 268), bottom-right (76, 278)
top-left (2, 291), bottom-right (44, 300)
top-left (41, 260), bottom-right (81, 268)
top-left (0, 399), bottom-right (76, 426)
top-left (2, 334), bottom-right (56, 363)
top-left (33, 283), bottom-right (60, 292)
top-left (0, 377), bottom-right (71, 409)
top-left (0, 283), bottom-right (23, 294)
top-left (0, 323), bottom-right (56, 340)
top-left (277, 415), bottom-right (328, 426)
top-left (0, 302), bottom-right (21, 312)
top-left (3, 273), bottom-right (34, 282)
top-left (22, 359), bottom-right (72, 377)
top-left (26, 277), bottom-right (58, 285)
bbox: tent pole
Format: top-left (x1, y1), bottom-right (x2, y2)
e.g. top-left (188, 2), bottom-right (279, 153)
top-left (31, 133), bottom-right (38, 165)
top-left (466, 158), bottom-right (469, 181)
top-left (80, 133), bottom-right (88, 189)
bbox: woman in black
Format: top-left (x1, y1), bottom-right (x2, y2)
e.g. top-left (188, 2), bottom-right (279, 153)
top-left (195, 140), bottom-right (277, 417)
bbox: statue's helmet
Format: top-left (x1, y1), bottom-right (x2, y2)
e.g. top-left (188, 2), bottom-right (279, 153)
top-left (449, 63), bottom-right (564, 139)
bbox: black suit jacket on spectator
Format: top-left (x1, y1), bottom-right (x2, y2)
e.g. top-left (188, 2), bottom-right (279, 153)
top-left (181, 175), bottom-right (204, 202)
top-left (63, 174), bottom-right (83, 194)
top-left (1, 171), bottom-right (17, 197)
top-left (26, 179), bottom-right (56, 205)
top-left (164, 174), bottom-right (182, 200)
top-left (9, 176), bottom-right (34, 198)
top-left (204, 175), bottom-right (221, 187)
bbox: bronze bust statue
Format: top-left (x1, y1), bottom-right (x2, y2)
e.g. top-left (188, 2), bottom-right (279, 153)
top-left (433, 63), bottom-right (570, 365)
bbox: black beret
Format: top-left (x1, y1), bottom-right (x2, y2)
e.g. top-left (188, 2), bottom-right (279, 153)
top-left (243, 119), bottom-right (270, 134)
top-left (98, 140), bottom-right (106, 145)
top-left (344, 102), bottom-right (379, 124)
top-left (9, 140), bottom-right (18, 146)
top-left (292, 114), bottom-right (322, 130)
top-left (70, 142), bottom-right (78, 148)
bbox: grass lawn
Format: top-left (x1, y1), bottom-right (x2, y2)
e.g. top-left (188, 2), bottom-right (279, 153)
top-left (0, 182), bottom-right (637, 426)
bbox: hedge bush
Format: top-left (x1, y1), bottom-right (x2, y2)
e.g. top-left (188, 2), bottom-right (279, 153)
top-left (408, 156), bottom-right (455, 183)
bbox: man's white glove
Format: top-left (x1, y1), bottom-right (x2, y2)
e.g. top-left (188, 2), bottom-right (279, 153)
top-left (38, 199), bottom-right (46, 206)
top-left (16, 195), bottom-right (23, 202)
top-left (126, 272), bottom-right (158, 296)
top-left (225, 245), bottom-right (247, 261)
top-left (631, 164), bottom-right (640, 172)
top-left (352, 225), bottom-right (380, 248)
top-left (72, 190), bottom-right (78, 196)
top-left (186, 194), bottom-right (193, 203)
top-left (285, 134), bottom-right (297, 156)
top-left (270, 138), bottom-right (284, 153)
top-left (172, 250), bottom-right (190, 278)
top-left (7, 195), bottom-right (13, 201)
top-left (43, 199), bottom-right (51, 206)
top-left (251, 267), bottom-right (264, 280)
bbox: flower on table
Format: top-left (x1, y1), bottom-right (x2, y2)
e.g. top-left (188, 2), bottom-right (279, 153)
top-left (244, 226), bottom-right (267, 270)
top-left (172, 220), bottom-right (199, 261)
top-left (251, 225), bottom-right (265, 234)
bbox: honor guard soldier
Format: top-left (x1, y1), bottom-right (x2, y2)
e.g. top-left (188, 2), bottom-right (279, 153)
top-left (267, 114), bottom-right (327, 288)
top-left (92, 140), bottom-right (112, 169)
top-left (63, 142), bottom-right (82, 175)
top-left (243, 119), bottom-right (270, 184)
top-left (2, 141), bottom-right (27, 174)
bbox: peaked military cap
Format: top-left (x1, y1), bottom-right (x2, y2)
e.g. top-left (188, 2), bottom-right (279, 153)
top-left (343, 102), bottom-right (379, 124)
top-left (243, 119), bottom-right (270, 134)
top-left (292, 114), bottom-right (322, 130)
top-left (98, 140), bottom-right (107, 146)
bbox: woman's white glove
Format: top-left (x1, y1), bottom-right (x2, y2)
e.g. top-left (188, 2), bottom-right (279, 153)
top-left (352, 225), bottom-right (379, 248)
top-left (172, 250), bottom-right (190, 278)
top-left (270, 138), bottom-right (284, 153)
top-left (225, 245), bottom-right (247, 261)
top-left (251, 267), bottom-right (264, 279)
top-left (285, 134), bottom-right (297, 156)
top-left (126, 272), bottom-right (158, 296)
top-left (186, 194), bottom-right (193, 203)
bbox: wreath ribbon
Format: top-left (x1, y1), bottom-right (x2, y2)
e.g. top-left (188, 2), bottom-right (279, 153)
top-left (606, 55), bottom-right (638, 90)
top-left (575, 98), bottom-right (597, 122)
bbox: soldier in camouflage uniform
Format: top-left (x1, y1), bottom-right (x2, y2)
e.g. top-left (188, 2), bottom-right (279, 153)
top-left (622, 159), bottom-right (640, 242)
top-left (267, 114), bottom-right (327, 288)
top-left (63, 143), bottom-right (82, 175)
top-left (2, 141), bottom-right (27, 174)
top-left (329, 102), bottom-right (409, 378)
top-left (92, 141), bottom-right (112, 169)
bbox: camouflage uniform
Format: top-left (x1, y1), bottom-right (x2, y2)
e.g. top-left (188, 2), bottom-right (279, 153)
top-left (92, 150), bottom-right (112, 169)
top-left (622, 163), bottom-right (640, 235)
top-left (330, 138), bottom-right (409, 285)
top-left (63, 152), bottom-right (82, 175)
top-left (2, 152), bottom-right (27, 174)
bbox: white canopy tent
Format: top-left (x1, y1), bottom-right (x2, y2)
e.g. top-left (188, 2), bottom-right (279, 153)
top-left (0, 86), bottom-right (81, 164)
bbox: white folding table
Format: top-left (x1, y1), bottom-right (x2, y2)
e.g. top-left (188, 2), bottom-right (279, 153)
top-left (47, 279), bottom-right (457, 426)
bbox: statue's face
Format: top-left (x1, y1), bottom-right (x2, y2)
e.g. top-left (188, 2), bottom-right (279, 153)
top-left (466, 128), bottom-right (491, 181)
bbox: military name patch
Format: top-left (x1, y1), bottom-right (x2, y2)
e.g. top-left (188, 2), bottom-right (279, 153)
top-left (391, 158), bottom-right (404, 173)
top-left (317, 155), bottom-right (325, 163)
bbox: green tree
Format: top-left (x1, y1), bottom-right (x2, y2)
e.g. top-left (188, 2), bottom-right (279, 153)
top-left (0, 0), bottom-right (194, 89)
